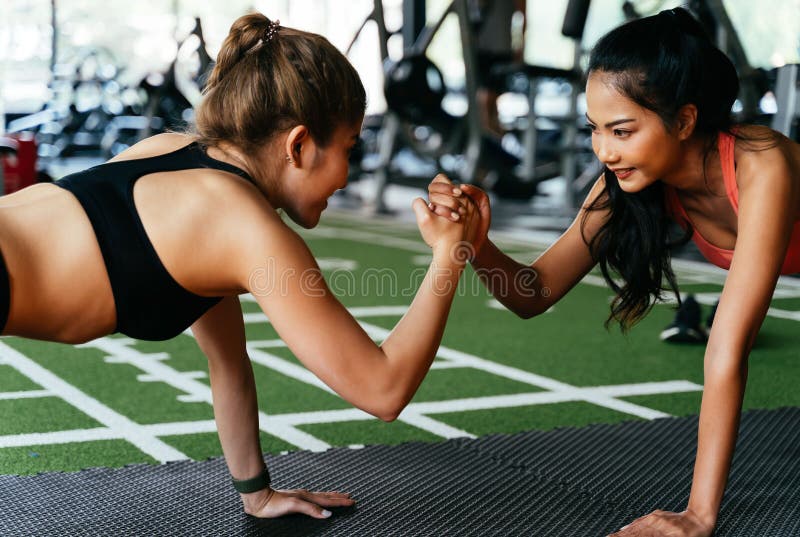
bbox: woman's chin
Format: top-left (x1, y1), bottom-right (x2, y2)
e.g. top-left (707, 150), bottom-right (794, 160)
top-left (298, 210), bottom-right (324, 229)
top-left (286, 200), bottom-right (327, 229)
top-left (617, 179), bottom-right (646, 194)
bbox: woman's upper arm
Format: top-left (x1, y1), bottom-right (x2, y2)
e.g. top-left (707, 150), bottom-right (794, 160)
top-left (191, 295), bottom-right (247, 360)
top-left (709, 150), bottom-right (798, 357)
top-left (233, 211), bottom-right (384, 400)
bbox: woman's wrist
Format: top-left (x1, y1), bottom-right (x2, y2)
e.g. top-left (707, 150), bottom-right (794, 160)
top-left (469, 237), bottom-right (494, 268)
top-left (240, 486), bottom-right (276, 516)
top-left (432, 240), bottom-right (471, 268)
top-left (686, 504), bottom-right (718, 530)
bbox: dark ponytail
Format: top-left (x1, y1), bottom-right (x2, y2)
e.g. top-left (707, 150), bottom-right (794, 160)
top-left (583, 7), bottom-right (739, 330)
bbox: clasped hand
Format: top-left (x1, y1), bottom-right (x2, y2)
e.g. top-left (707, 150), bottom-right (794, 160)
top-left (414, 174), bottom-right (490, 261)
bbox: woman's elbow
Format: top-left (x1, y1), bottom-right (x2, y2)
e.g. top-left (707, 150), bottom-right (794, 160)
top-left (352, 383), bottom-right (409, 422)
top-left (377, 409), bottom-right (401, 423)
top-left (510, 302), bottom-right (545, 320)
top-left (366, 397), bottom-right (405, 422)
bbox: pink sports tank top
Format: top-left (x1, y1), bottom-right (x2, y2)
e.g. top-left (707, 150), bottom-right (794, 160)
top-left (665, 131), bottom-right (800, 274)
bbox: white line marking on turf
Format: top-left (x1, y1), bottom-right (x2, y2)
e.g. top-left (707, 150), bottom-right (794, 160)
top-left (320, 210), bottom-right (800, 290)
top-left (403, 384), bottom-right (697, 416)
top-left (398, 413), bottom-right (476, 439)
top-left (0, 335), bottom-right (707, 452)
top-left (430, 361), bottom-right (469, 370)
top-left (0, 341), bottom-right (188, 462)
top-left (0, 390), bottom-right (53, 400)
top-left (265, 408), bottom-right (375, 425)
top-left (580, 274), bottom-right (609, 287)
top-left (766, 307), bottom-right (800, 322)
top-left (240, 305), bottom-right (410, 326)
top-left (80, 338), bottom-right (332, 452)
top-left (0, 428), bottom-right (120, 448)
top-left (258, 420), bottom-right (331, 452)
top-left (80, 338), bottom-right (214, 405)
top-left (310, 216), bottom-right (800, 306)
top-left (359, 321), bottom-right (700, 421)
top-left (0, 380), bottom-right (702, 449)
top-left (316, 258), bottom-right (359, 271)
top-left (308, 226), bottom-right (431, 253)
top-left (244, 339), bottom-right (288, 348)
top-left (235, 305), bottom-right (704, 434)
top-left (144, 420), bottom-right (218, 436)
top-left (246, 347), bottom-right (336, 395)
top-left (235, 302), bottom-right (704, 434)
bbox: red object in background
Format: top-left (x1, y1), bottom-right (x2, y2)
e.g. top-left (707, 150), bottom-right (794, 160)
top-left (0, 132), bottom-right (38, 194)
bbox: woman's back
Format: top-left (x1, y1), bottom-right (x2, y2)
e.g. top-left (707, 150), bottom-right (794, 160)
top-left (0, 133), bottom-right (267, 343)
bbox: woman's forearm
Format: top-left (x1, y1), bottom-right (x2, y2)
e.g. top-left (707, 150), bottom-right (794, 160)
top-left (378, 248), bottom-right (465, 415)
top-left (208, 353), bottom-right (264, 480)
top-left (470, 240), bottom-right (546, 318)
top-left (686, 353), bottom-right (748, 527)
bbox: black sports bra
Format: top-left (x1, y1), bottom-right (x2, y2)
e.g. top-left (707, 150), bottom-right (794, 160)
top-left (56, 142), bottom-right (254, 341)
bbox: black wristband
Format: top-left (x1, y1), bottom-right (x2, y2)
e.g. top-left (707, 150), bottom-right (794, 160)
top-left (231, 466), bottom-right (271, 494)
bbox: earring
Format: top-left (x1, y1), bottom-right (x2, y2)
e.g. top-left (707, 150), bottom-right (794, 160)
top-left (286, 156), bottom-right (294, 164)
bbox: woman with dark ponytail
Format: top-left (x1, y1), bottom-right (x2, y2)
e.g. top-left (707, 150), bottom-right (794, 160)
top-left (428, 7), bottom-right (800, 536)
top-left (0, 13), bottom-right (479, 519)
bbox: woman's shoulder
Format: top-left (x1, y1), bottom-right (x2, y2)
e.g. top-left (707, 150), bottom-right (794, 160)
top-left (125, 135), bottom-right (288, 241)
top-left (731, 125), bottom-right (796, 155)
top-left (108, 133), bottom-right (195, 163)
top-left (732, 126), bottom-right (799, 190)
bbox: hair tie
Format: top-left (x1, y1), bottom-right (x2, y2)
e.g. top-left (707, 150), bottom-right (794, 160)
top-left (264, 19), bottom-right (281, 43)
top-left (244, 19), bottom-right (281, 56)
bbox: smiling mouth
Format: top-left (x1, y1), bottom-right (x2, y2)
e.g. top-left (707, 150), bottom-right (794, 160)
top-left (612, 168), bottom-right (635, 179)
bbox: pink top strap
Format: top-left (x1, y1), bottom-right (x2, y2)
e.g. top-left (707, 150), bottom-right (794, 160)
top-left (719, 131), bottom-right (739, 212)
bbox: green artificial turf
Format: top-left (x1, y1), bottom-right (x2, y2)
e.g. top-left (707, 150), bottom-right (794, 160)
top-left (0, 440), bottom-right (155, 475)
top-left (0, 397), bottom-right (102, 435)
top-left (433, 401), bottom-right (640, 436)
top-left (0, 211), bottom-right (797, 475)
top-left (298, 419), bottom-right (442, 446)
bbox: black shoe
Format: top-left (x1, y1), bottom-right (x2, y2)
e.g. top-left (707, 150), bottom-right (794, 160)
top-left (660, 294), bottom-right (708, 344)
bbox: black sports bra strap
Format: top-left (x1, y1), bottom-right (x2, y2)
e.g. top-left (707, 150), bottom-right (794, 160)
top-left (102, 141), bottom-right (255, 184)
top-left (191, 143), bottom-right (255, 183)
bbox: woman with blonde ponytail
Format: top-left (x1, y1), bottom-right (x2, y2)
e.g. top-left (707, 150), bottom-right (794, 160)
top-left (0, 13), bottom-right (477, 519)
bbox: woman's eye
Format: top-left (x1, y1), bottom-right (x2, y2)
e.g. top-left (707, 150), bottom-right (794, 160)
top-left (613, 129), bottom-right (630, 137)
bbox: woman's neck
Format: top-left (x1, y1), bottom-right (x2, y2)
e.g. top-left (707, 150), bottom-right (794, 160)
top-left (662, 133), bottom-right (724, 198)
top-left (207, 141), bottom-right (282, 208)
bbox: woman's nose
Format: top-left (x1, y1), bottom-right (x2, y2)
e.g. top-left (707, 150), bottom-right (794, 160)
top-left (594, 137), bottom-right (619, 165)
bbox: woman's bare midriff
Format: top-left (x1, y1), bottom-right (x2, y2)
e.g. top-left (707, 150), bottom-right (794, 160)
top-left (0, 183), bottom-right (117, 343)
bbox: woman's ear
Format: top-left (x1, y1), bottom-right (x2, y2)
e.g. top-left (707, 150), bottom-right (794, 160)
top-left (676, 104), bottom-right (698, 141)
top-left (284, 125), bottom-right (310, 166)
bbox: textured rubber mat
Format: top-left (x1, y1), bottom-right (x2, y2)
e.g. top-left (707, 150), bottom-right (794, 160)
top-left (1, 408), bottom-right (798, 536)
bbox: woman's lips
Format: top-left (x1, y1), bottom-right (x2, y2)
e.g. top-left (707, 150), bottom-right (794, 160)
top-left (612, 168), bottom-right (634, 179)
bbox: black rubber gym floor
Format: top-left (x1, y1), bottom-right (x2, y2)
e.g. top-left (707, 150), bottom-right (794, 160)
top-left (2, 407), bottom-right (798, 536)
